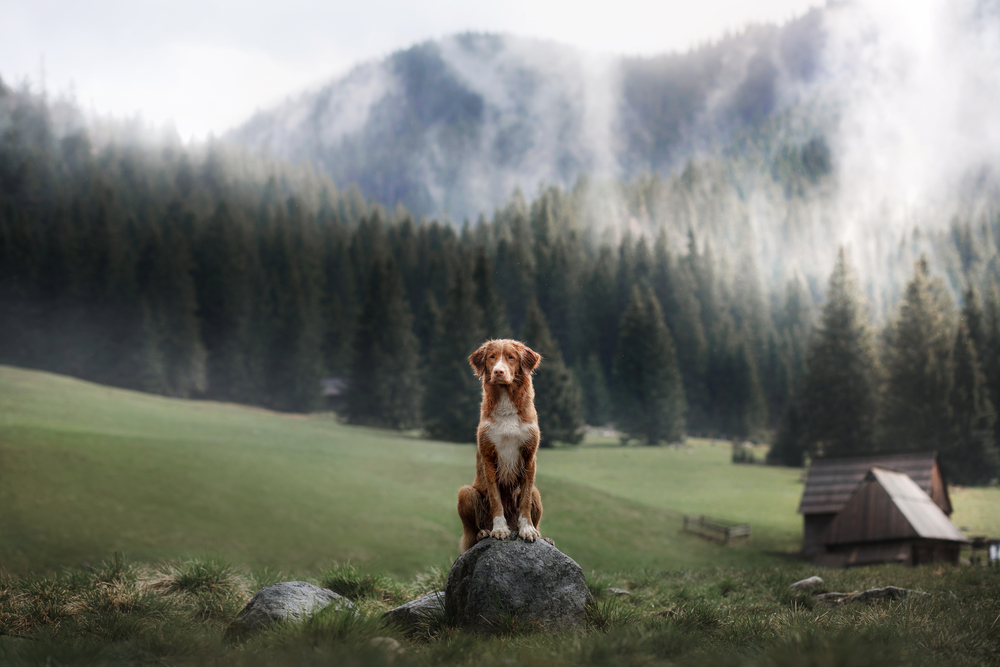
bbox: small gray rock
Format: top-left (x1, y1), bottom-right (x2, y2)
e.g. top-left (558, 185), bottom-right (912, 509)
top-left (382, 591), bottom-right (445, 633)
top-left (445, 536), bottom-right (588, 634)
top-left (227, 581), bottom-right (355, 640)
top-left (790, 576), bottom-right (824, 591)
top-left (823, 586), bottom-right (924, 606)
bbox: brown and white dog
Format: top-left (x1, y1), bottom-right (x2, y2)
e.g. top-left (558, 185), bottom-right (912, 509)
top-left (457, 339), bottom-right (544, 553)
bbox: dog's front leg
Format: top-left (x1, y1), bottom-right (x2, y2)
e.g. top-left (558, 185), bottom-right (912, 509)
top-left (481, 456), bottom-right (511, 540)
top-left (516, 438), bottom-right (541, 542)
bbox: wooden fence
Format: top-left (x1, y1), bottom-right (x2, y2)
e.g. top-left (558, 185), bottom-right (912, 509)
top-left (683, 515), bottom-right (751, 545)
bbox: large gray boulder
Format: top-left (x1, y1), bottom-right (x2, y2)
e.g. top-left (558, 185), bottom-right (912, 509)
top-left (226, 581), bottom-right (355, 640)
top-left (445, 537), bottom-right (588, 633)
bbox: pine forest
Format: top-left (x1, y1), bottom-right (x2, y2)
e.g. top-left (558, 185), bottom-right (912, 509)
top-left (2, 78), bottom-right (999, 485)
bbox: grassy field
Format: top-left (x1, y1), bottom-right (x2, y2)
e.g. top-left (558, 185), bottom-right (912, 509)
top-left (0, 365), bottom-right (789, 576)
top-left (0, 554), bottom-right (997, 666)
top-left (2, 364), bottom-right (999, 578)
top-left (1, 365), bottom-right (999, 665)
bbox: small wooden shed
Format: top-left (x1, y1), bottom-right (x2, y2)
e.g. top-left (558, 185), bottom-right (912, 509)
top-left (815, 468), bottom-right (968, 567)
top-left (798, 452), bottom-right (951, 555)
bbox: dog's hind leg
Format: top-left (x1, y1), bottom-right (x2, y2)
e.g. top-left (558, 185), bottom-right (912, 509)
top-left (457, 485), bottom-right (484, 554)
top-left (530, 486), bottom-right (543, 528)
top-left (530, 487), bottom-right (555, 546)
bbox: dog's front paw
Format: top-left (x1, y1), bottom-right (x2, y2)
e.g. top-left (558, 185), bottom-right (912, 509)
top-left (490, 516), bottom-right (511, 540)
top-left (476, 529), bottom-right (490, 542)
top-left (517, 516), bottom-right (540, 542)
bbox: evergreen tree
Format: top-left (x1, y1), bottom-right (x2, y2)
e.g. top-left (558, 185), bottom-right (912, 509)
top-left (521, 297), bottom-right (584, 445)
top-left (800, 249), bottom-right (879, 457)
top-left (261, 199), bottom-right (325, 412)
top-left (346, 255), bottom-right (422, 428)
top-left (881, 256), bottom-right (954, 454)
top-left (979, 283), bottom-right (1000, 458)
top-left (422, 262), bottom-right (486, 442)
top-left (415, 290), bottom-right (442, 356)
top-left (706, 326), bottom-right (768, 439)
top-left (960, 284), bottom-right (986, 353)
top-left (494, 202), bottom-right (535, 333)
top-left (946, 321), bottom-right (999, 483)
top-left (584, 245), bottom-right (618, 379)
top-left (194, 201), bottom-right (253, 401)
top-left (135, 222), bottom-right (207, 398)
top-left (320, 218), bottom-right (358, 378)
top-left (613, 283), bottom-right (687, 444)
top-left (472, 245), bottom-right (511, 339)
top-left (579, 353), bottom-right (613, 425)
top-left (768, 399), bottom-right (807, 466)
top-left (652, 229), bottom-right (708, 429)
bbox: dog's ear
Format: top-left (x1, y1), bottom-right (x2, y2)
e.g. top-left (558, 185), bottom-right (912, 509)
top-left (469, 343), bottom-right (489, 378)
top-left (520, 345), bottom-right (541, 375)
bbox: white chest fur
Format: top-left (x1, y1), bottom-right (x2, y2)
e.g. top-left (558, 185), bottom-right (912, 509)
top-left (484, 391), bottom-right (538, 486)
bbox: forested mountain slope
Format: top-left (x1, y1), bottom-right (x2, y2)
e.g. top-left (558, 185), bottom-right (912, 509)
top-left (227, 12), bottom-right (826, 220)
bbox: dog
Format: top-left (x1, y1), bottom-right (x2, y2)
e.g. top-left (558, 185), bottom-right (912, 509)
top-left (457, 338), bottom-right (545, 553)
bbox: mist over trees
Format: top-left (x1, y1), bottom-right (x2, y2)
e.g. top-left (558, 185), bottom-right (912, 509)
top-left (230, 13), bottom-right (828, 222)
top-left (771, 253), bottom-right (1000, 484)
top-left (2, 75), bottom-right (1000, 481)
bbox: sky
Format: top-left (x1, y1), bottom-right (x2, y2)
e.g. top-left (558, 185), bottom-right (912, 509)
top-left (1, 0), bottom-right (823, 141)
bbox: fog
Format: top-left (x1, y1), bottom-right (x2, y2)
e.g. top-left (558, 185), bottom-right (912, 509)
top-left (7, 0), bottom-right (1000, 315)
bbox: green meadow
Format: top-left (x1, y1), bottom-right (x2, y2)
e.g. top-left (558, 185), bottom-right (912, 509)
top-left (2, 364), bottom-right (998, 577)
top-left (1, 365), bottom-right (999, 666)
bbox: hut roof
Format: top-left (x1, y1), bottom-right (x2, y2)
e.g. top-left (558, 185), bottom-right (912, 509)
top-left (821, 468), bottom-right (967, 546)
top-left (798, 452), bottom-right (949, 515)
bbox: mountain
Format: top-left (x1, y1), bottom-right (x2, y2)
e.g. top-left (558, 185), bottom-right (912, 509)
top-left (227, 11), bottom-right (826, 220)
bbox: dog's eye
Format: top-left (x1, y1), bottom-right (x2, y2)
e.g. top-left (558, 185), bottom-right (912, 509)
top-left (490, 355), bottom-right (495, 359)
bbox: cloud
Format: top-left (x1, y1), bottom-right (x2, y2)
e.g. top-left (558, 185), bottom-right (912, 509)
top-left (823, 0), bottom-right (1000, 233)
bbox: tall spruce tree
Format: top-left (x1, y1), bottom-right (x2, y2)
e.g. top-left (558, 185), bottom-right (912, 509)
top-left (980, 283), bottom-right (1000, 458)
top-left (472, 246), bottom-right (511, 339)
top-left (584, 245), bottom-right (618, 379)
top-left (579, 353), bottom-right (613, 425)
top-left (262, 200), bottom-right (325, 412)
top-left (422, 262), bottom-right (486, 442)
top-left (346, 255), bottom-right (422, 428)
top-left (652, 229), bottom-right (708, 430)
top-left (135, 222), bottom-right (207, 398)
top-left (947, 321), bottom-right (999, 483)
top-left (521, 297), bottom-right (584, 445)
top-left (800, 249), bottom-right (879, 457)
top-left (880, 256), bottom-right (954, 454)
top-left (769, 399), bottom-right (807, 466)
top-left (194, 201), bottom-right (253, 402)
top-left (613, 283), bottom-right (687, 444)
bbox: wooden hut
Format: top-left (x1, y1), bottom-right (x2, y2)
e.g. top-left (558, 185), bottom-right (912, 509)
top-left (798, 452), bottom-right (951, 555)
top-left (815, 468), bottom-right (967, 567)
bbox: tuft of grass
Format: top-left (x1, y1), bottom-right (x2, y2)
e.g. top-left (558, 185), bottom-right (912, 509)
top-left (586, 597), bottom-right (640, 633)
top-left (149, 555), bottom-right (242, 596)
top-left (318, 562), bottom-right (405, 606)
top-left (145, 556), bottom-right (246, 624)
top-left (483, 604), bottom-right (543, 638)
top-left (251, 602), bottom-right (399, 651)
top-left (585, 570), bottom-right (620, 599)
top-left (406, 565), bottom-right (449, 598)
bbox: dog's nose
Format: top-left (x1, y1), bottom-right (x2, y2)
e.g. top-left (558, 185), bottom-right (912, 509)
top-left (494, 368), bottom-right (505, 376)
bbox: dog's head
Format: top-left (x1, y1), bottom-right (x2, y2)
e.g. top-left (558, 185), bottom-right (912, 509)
top-left (469, 339), bottom-right (541, 386)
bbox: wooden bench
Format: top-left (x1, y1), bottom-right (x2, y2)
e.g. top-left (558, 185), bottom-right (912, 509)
top-left (683, 515), bottom-right (751, 545)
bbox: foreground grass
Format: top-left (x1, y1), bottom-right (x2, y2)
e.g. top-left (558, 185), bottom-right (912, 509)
top-left (0, 555), bottom-right (998, 666)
